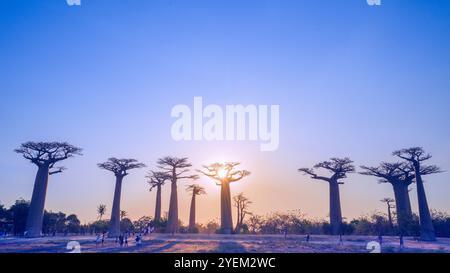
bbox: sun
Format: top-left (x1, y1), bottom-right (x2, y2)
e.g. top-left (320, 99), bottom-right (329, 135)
top-left (218, 168), bottom-right (228, 179)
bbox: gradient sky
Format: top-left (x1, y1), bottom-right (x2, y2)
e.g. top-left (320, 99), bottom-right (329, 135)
top-left (1, 0), bottom-right (449, 225)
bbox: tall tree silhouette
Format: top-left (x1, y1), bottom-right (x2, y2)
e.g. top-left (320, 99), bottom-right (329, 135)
top-left (98, 158), bottom-right (145, 237)
top-left (299, 158), bottom-right (354, 235)
top-left (393, 147), bottom-right (442, 241)
top-left (97, 204), bottom-right (107, 220)
top-left (157, 157), bottom-right (198, 234)
top-left (15, 141), bottom-right (82, 237)
top-left (186, 184), bottom-right (206, 233)
top-left (380, 198), bottom-right (395, 231)
top-left (146, 171), bottom-right (170, 222)
top-left (198, 162), bottom-right (250, 234)
top-left (233, 193), bottom-right (252, 234)
top-left (360, 162), bottom-right (414, 233)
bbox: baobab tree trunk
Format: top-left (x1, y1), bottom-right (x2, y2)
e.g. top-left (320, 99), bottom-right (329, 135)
top-left (392, 183), bottom-right (413, 233)
top-left (235, 205), bottom-right (241, 234)
top-left (188, 193), bottom-right (196, 232)
top-left (154, 185), bottom-right (162, 222)
top-left (166, 180), bottom-right (178, 234)
top-left (221, 181), bottom-right (233, 234)
top-left (414, 166), bottom-right (436, 241)
top-left (387, 204), bottom-right (393, 231)
top-left (25, 166), bottom-right (50, 237)
top-left (108, 176), bottom-right (123, 237)
top-left (329, 181), bottom-right (342, 235)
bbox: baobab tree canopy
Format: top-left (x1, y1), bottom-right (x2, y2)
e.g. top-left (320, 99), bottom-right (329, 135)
top-left (299, 158), bottom-right (355, 182)
top-left (147, 171), bottom-right (171, 190)
top-left (186, 184), bottom-right (206, 195)
top-left (15, 141), bottom-right (82, 171)
top-left (198, 162), bottom-right (251, 184)
top-left (157, 157), bottom-right (198, 174)
top-left (14, 141), bottom-right (82, 237)
top-left (98, 158), bottom-right (146, 177)
top-left (360, 162), bottom-right (414, 184)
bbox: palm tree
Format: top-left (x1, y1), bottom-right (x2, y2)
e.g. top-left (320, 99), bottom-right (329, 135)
top-left (97, 204), bottom-right (106, 220)
top-left (120, 210), bottom-right (127, 221)
top-left (147, 171), bottom-right (170, 222)
top-left (198, 162), bottom-right (250, 234)
top-left (186, 184), bottom-right (206, 232)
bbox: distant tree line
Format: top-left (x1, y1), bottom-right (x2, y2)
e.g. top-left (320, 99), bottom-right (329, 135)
top-left (2, 199), bottom-right (450, 238)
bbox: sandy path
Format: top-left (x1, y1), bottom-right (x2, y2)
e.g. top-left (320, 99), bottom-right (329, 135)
top-left (1, 234), bottom-right (449, 253)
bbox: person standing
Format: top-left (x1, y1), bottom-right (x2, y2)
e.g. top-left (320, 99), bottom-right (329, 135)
top-left (400, 234), bottom-right (404, 249)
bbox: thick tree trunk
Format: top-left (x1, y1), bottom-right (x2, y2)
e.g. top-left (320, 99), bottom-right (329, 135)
top-left (220, 181), bottom-right (233, 234)
top-left (154, 185), bottom-right (162, 222)
top-left (188, 194), bottom-right (196, 232)
top-left (329, 181), bottom-right (342, 235)
top-left (25, 165), bottom-right (50, 237)
top-left (108, 176), bottom-right (123, 237)
top-left (414, 165), bottom-right (436, 241)
top-left (392, 183), bottom-right (413, 233)
top-left (166, 179), bottom-right (178, 233)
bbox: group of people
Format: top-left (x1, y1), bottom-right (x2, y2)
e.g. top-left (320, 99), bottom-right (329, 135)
top-left (94, 225), bottom-right (155, 248)
top-left (95, 232), bottom-right (106, 247)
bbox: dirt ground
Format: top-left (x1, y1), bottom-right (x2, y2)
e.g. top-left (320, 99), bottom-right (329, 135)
top-left (1, 233), bottom-right (449, 253)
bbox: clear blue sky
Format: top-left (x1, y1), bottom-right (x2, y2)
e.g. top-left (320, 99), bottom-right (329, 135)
top-left (1, 0), bottom-right (449, 224)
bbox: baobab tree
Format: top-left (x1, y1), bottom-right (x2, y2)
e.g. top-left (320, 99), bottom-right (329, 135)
top-left (98, 158), bottom-right (145, 237)
top-left (15, 141), bottom-right (82, 237)
top-left (198, 162), bottom-right (251, 234)
top-left (380, 198), bottom-right (395, 231)
top-left (233, 193), bottom-right (252, 234)
top-left (186, 184), bottom-right (206, 233)
top-left (157, 157), bottom-right (198, 234)
top-left (298, 157), bottom-right (354, 235)
top-left (393, 147), bottom-right (442, 241)
top-left (360, 162), bottom-right (415, 232)
top-left (97, 204), bottom-right (107, 220)
top-left (146, 171), bottom-right (170, 222)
